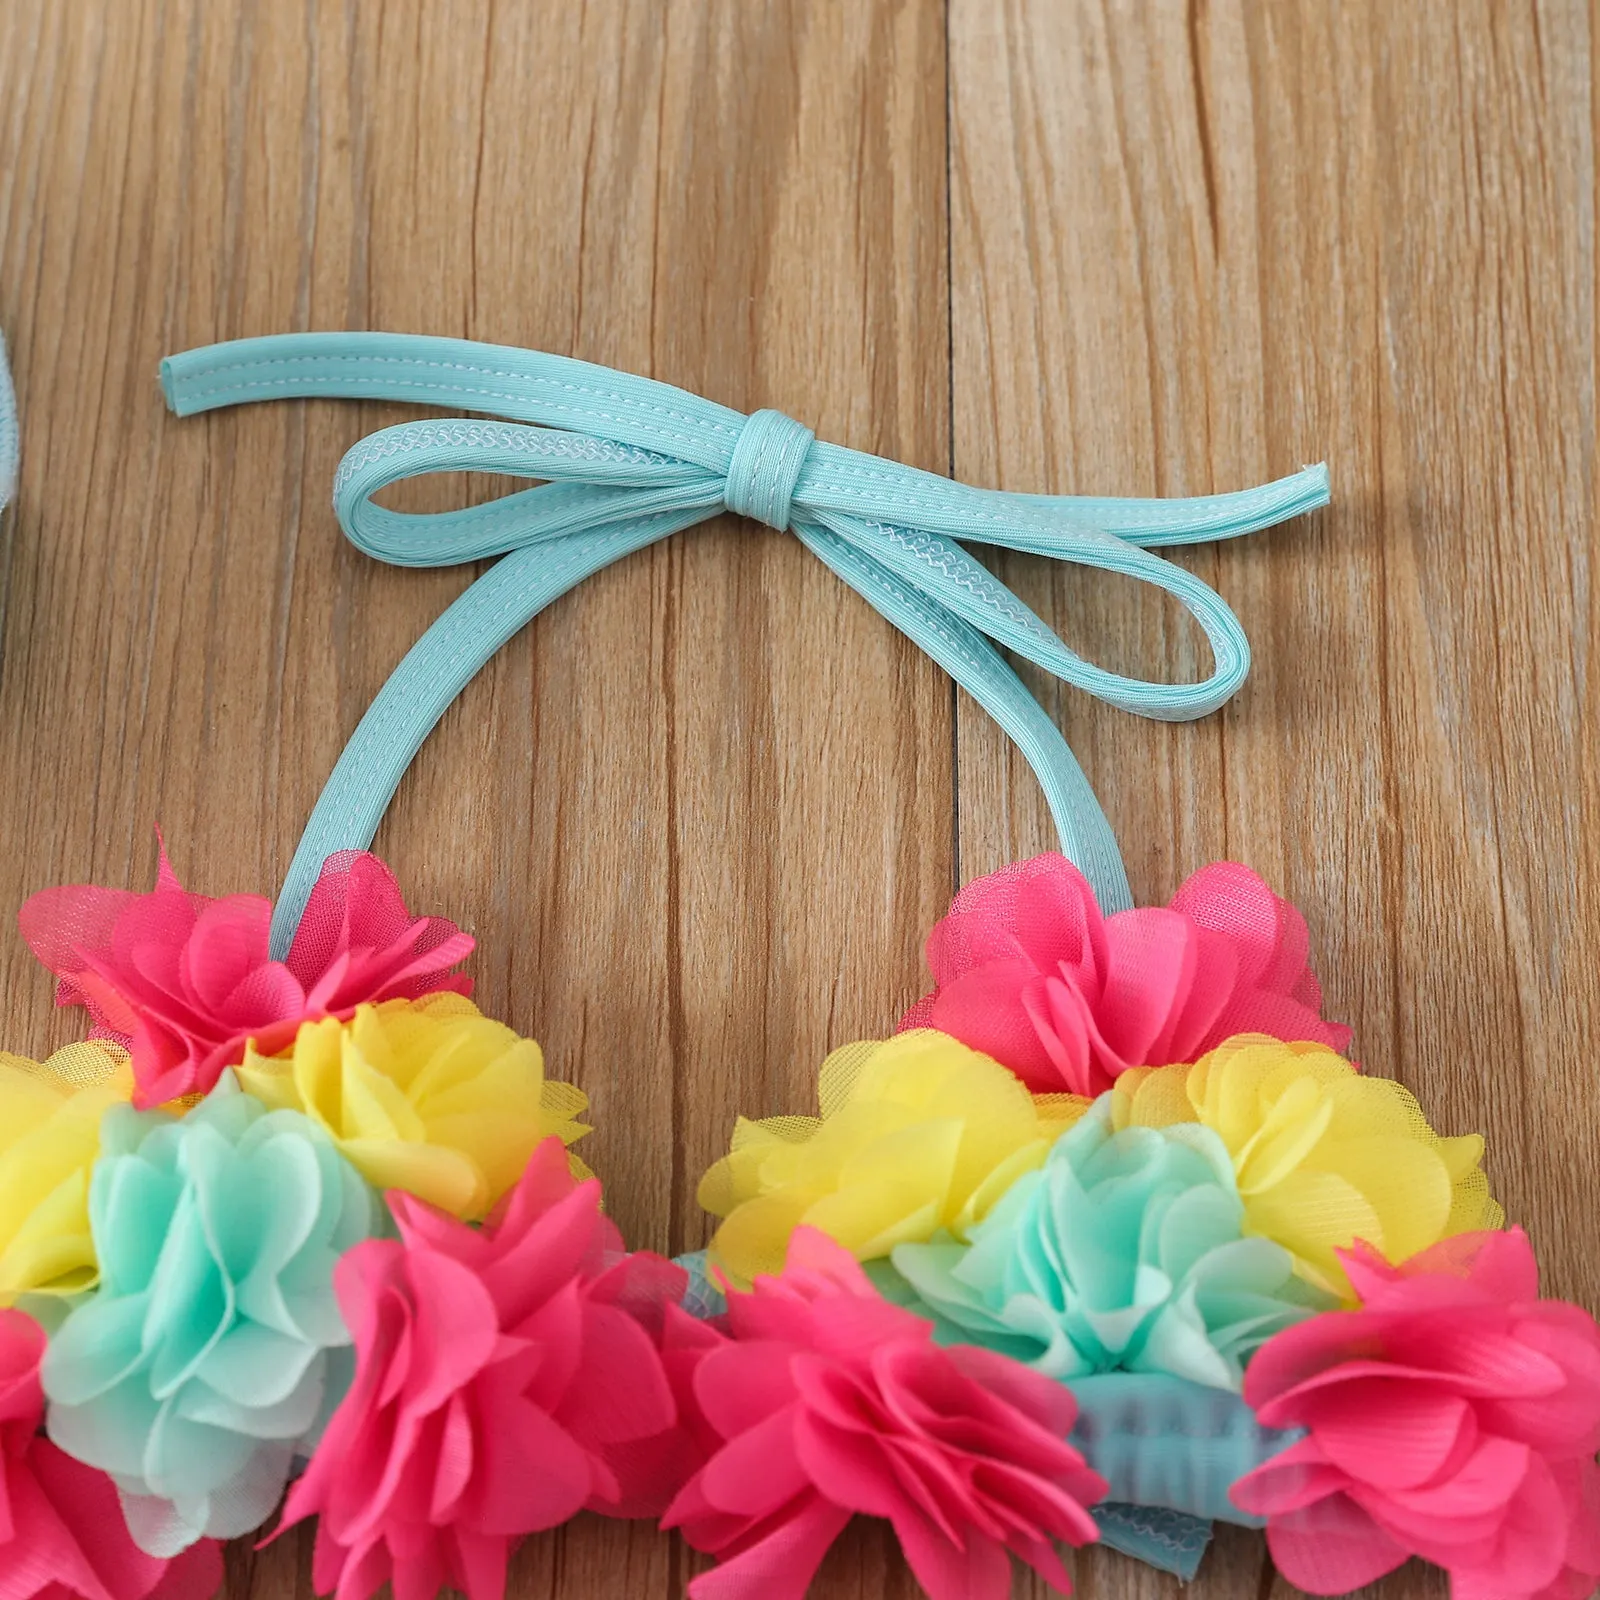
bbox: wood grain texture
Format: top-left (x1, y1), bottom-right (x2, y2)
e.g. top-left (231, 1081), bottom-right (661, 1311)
top-left (0, 2), bottom-right (1592, 1597)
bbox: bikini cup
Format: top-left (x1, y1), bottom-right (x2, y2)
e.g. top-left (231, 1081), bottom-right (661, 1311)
top-left (162, 331), bottom-right (1324, 1580)
top-left (162, 332), bottom-right (1309, 1575)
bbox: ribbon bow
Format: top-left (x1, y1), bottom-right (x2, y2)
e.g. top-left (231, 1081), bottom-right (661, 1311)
top-left (160, 333), bottom-right (1328, 953)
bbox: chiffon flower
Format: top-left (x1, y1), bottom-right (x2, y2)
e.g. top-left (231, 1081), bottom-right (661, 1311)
top-left (699, 1030), bottom-right (1087, 1287)
top-left (0, 1042), bottom-right (133, 1304)
top-left (901, 854), bottom-right (1350, 1096)
top-left (1233, 1230), bottom-right (1600, 1599)
top-left (0, 1308), bottom-right (223, 1600)
top-left (236, 994), bottom-right (590, 1220)
top-left (277, 1138), bottom-right (688, 1600)
top-left (661, 1228), bottom-right (1106, 1600)
top-left (42, 1074), bottom-right (380, 1552)
top-left (1110, 1036), bottom-right (1501, 1299)
top-left (20, 847), bottom-right (474, 1107)
top-left (890, 1096), bottom-right (1327, 1390)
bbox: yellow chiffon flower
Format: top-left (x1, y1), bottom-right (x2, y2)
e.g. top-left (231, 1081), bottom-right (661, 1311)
top-left (0, 1041), bottom-right (133, 1303)
top-left (1111, 1035), bottom-right (1502, 1299)
top-left (236, 994), bottom-right (590, 1220)
top-left (699, 1029), bottom-right (1088, 1287)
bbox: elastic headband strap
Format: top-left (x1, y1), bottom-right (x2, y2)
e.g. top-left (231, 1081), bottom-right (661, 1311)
top-left (160, 333), bottom-right (1328, 955)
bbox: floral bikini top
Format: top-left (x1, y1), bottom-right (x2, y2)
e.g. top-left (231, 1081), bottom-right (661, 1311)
top-left (0, 331), bottom-right (1593, 1600)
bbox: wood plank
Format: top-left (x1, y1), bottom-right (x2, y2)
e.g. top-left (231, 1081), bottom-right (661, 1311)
top-left (949, 1), bottom-right (1594, 1595)
top-left (0, 2), bottom-right (950, 1596)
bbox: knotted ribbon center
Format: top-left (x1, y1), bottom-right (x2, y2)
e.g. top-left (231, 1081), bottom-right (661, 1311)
top-left (723, 409), bottom-right (815, 530)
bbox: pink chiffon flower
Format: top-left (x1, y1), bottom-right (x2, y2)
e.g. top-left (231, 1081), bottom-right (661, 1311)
top-left (277, 1138), bottom-right (689, 1600)
top-left (661, 1228), bottom-right (1106, 1600)
top-left (1233, 1229), bottom-right (1600, 1598)
top-left (901, 853), bottom-right (1350, 1095)
top-left (0, 1309), bottom-right (221, 1600)
top-left (19, 846), bottom-right (473, 1107)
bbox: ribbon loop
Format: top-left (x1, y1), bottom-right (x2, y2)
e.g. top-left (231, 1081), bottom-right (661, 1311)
top-left (724, 409), bottom-right (815, 529)
top-left (158, 332), bottom-right (1329, 953)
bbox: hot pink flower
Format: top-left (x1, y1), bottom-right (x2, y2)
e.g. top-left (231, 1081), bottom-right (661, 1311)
top-left (19, 846), bottom-right (473, 1106)
top-left (661, 1228), bottom-right (1106, 1600)
top-left (1233, 1230), bottom-right (1600, 1598)
top-left (901, 853), bottom-right (1350, 1095)
top-left (277, 1139), bottom-right (689, 1600)
top-left (0, 1309), bottom-right (221, 1600)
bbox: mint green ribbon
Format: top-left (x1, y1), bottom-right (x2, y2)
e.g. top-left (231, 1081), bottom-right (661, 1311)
top-left (159, 333), bottom-right (1327, 954)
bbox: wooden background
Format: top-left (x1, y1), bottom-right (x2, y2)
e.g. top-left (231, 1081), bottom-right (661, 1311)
top-left (0, 2), bottom-right (1593, 1597)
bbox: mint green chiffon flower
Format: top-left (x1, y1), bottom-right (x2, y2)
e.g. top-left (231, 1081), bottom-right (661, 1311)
top-left (41, 1071), bottom-right (380, 1553)
top-left (888, 1096), bottom-right (1329, 1391)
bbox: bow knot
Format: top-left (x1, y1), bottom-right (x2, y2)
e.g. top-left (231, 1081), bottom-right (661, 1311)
top-left (724, 408), bottom-right (814, 530)
top-left (157, 331), bottom-right (1329, 952)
